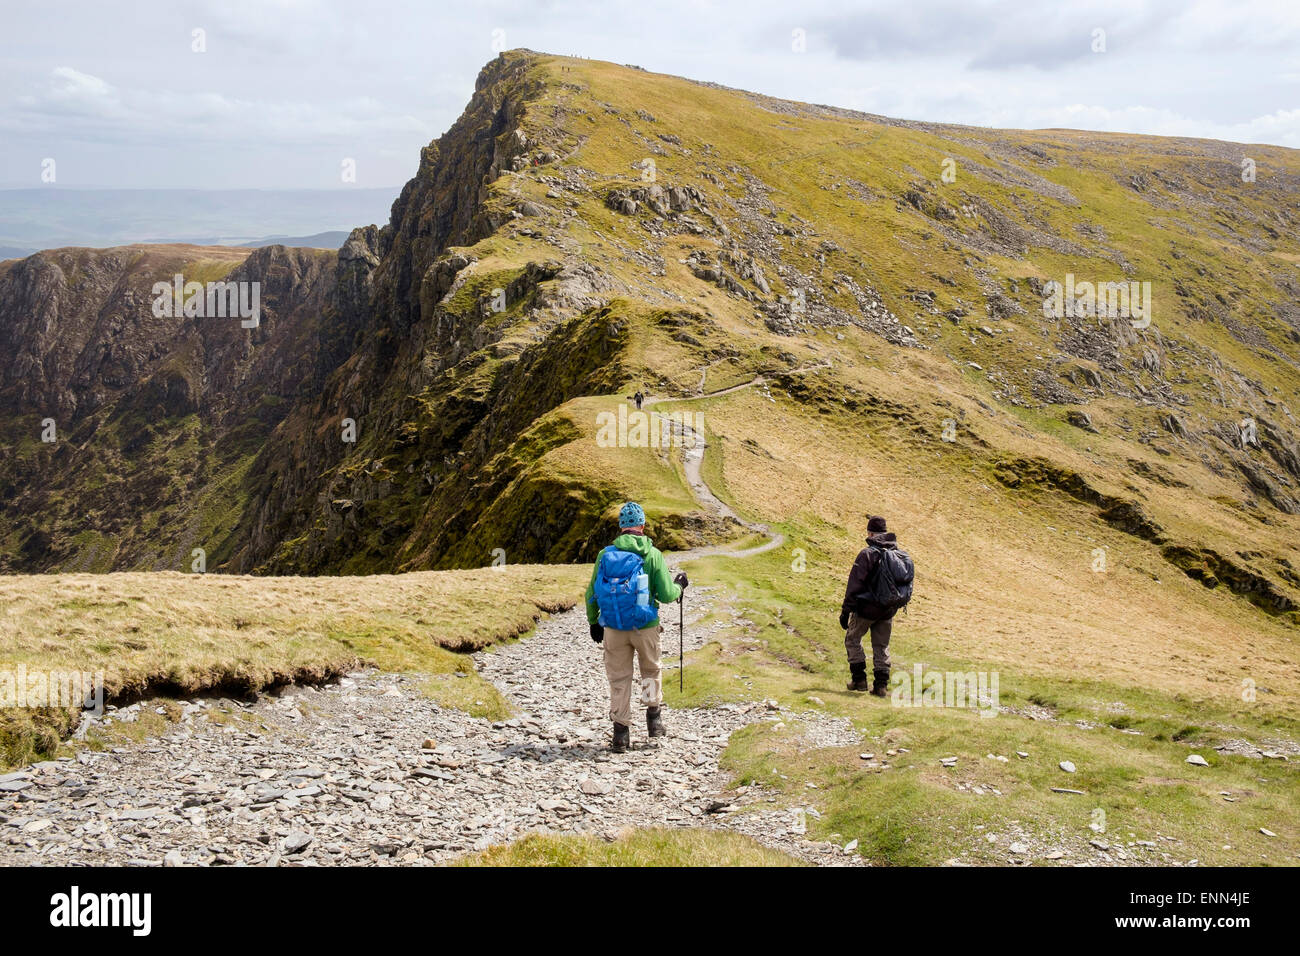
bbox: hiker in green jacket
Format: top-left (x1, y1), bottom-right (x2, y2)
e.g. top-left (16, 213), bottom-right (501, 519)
top-left (585, 501), bottom-right (688, 752)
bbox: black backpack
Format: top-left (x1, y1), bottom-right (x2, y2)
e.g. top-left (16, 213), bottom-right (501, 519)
top-left (857, 546), bottom-right (914, 613)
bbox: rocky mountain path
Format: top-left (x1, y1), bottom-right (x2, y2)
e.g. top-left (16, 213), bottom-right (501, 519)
top-left (0, 596), bottom-right (862, 867)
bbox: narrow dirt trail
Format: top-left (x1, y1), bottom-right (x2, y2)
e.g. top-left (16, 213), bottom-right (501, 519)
top-left (0, 384), bottom-right (861, 866)
top-left (643, 376), bottom-right (787, 560)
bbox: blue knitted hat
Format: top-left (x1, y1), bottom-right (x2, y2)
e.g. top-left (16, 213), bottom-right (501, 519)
top-left (618, 501), bottom-right (646, 528)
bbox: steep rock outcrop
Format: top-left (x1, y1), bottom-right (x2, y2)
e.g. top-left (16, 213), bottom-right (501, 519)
top-left (0, 244), bottom-right (336, 571)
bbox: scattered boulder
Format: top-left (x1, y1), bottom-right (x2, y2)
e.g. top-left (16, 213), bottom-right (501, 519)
top-left (1067, 409), bottom-right (1098, 433)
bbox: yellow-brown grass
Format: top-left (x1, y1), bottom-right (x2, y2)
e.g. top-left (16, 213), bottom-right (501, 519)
top-left (680, 378), bottom-right (1300, 711)
top-left (0, 564), bottom-right (588, 766)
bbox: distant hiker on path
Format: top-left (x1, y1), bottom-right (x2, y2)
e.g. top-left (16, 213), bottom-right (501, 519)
top-left (840, 515), bottom-right (914, 696)
top-left (586, 501), bottom-right (688, 752)
top-left (632, 390), bottom-right (645, 410)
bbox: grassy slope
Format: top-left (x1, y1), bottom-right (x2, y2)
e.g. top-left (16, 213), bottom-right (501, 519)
top-left (634, 374), bottom-right (1297, 863)
top-left (650, 385), bottom-right (1299, 865)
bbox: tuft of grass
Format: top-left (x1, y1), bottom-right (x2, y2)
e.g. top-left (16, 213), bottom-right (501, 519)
top-left (82, 700), bottom-right (184, 753)
top-left (450, 828), bottom-right (806, 867)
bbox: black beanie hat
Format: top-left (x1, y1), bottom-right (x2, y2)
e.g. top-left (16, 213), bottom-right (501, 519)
top-left (867, 515), bottom-right (887, 533)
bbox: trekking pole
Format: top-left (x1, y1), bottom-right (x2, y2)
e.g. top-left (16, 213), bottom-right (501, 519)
top-left (679, 593), bottom-right (684, 692)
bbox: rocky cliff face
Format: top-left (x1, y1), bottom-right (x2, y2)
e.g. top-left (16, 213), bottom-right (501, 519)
top-left (225, 53), bottom-right (632, 574)
top-left (0, 243), bottom-right (336, 570)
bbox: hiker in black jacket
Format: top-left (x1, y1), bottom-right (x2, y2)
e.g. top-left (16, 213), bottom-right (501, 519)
top-left (840, 515), bottom-right (901, 696)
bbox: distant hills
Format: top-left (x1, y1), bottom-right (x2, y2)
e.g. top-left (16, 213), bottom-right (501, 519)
top-left (240, 231), bottom-right (351, 250)
top-left (0, 188), bottom-right (396, 256)
top-left (0, 232), bottom-right (351, 260)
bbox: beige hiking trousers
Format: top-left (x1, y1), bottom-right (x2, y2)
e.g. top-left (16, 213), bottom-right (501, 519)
top-left (602, 624), bottom-right (663, 726)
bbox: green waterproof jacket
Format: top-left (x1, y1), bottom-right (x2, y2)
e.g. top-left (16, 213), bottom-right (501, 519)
top-left (585, 532), bottom-right (682, 627)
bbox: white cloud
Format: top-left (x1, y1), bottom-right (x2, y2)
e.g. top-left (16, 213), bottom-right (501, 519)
top-left (0, 0), bottom-right (1296, 187)
top-left (20, 67), bottom-right (128, 119)
top-left (3, 67), bottom-right (431, 147)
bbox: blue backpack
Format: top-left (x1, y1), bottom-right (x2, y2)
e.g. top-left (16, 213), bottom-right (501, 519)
top-left (594, 547), bottom-right (658, 630)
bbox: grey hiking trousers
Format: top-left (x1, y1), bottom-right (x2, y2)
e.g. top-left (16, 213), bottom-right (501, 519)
top-left (845, 612), bottom-right (892, 672)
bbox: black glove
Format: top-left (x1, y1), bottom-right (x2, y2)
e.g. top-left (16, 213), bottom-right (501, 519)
top-left (590, 621), bottom-right (604, 643)
top-left (839, 609), bottom-right (850, 631)
top-left (673, 572), bottom-right (689, 589)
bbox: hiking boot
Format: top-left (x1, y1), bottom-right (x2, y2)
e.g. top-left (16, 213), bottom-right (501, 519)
top-left (870, 670), bottom-right (890, 697)
top-left (646, 706), bottom-right (666, 738)
top-left (846, 662), bottom-right (870, 692)
top-left (610, 722), bottom-right (630, 753)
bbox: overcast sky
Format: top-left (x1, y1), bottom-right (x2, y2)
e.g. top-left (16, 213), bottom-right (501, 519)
top-left (2, 0), bottom-right (1297, 189)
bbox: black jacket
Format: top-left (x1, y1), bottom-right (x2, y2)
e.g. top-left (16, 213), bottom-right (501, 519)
top-left (842, 532), bottom-right (899, 621)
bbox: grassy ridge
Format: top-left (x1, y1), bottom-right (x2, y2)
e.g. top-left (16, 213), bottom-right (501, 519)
top-left (0, 564), bottom-right (587, 768)
top-left (414, 49), bottom-right (1300, 637)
